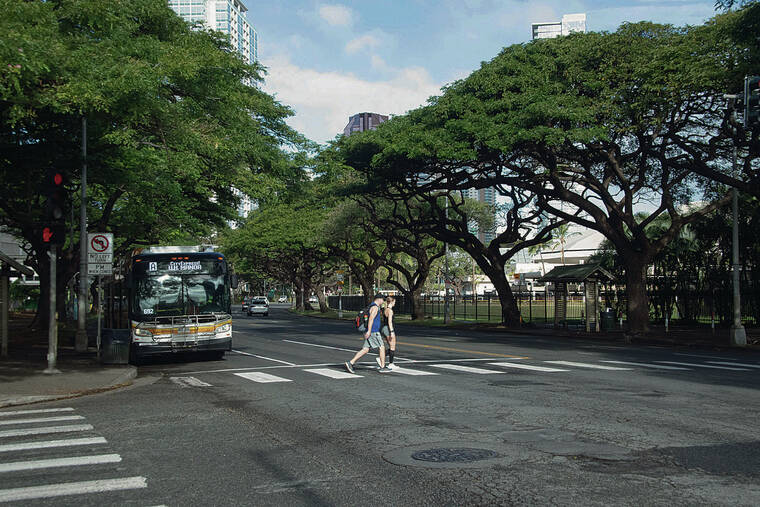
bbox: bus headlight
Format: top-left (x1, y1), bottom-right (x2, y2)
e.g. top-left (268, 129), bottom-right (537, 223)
top-left (134, 327), bottom-right (153, 338)
top-left (217, 323), bottom-right (231, 334)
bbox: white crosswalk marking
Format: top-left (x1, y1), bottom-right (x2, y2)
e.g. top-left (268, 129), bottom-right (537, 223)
top-left (0, 408), bottom-right (74, 417)
top-left (234, 372), bottom-right (292, 383)
top-left (0, 453), bottom-right (121, 473)
top-left (707, 361), bottom-right (760, 369)
top-left (170, 376), bottom-right (213, 387)
top-left (488, 362), bottom-right (568, 372)
top-left (0, 437), bottom-right (107, 453)
top-left (0, 415), bottom-right (84, 426)
top-left (304, 368), bottom-right (362, 379)
top-left (544, 361), bottom-right (631, 370)
top-left (431, 364), bottom-right (502, 374)
top-left (388, 367), bottom-right (439, 376)
top-left (599, 360), bottom-right (689, 370)
top-left (0, 424), bottom-right (94, 439)
top-left (655, 361), bottom-right (750, 371)
top-left (0, 477), bottom-right (147, 502)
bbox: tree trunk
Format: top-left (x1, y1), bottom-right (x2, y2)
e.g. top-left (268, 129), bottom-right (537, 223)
top-left (624, 257), bottom-right (650, 335)
top-left (411, 289), bottom-right (425, 320)
top-left (493, 277), bottom-right (521, 327)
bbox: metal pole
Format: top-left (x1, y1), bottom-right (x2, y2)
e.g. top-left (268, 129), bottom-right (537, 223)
top-left (76, 117), bottom-right (88, 352)
top-left (97, 275), bottom-right (102, 360)
top-left (443, 195), bottom-right (450, 324)
top-left (44, 245), bottom-right (60, 374)
top-left (729, 105), bottom-right (746, 347)
top-left (1, 272), bottom-right (8, 357)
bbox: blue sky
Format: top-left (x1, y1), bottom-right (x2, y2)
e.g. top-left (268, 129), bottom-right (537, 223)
top-left (241, 0), bottom-right (719, 145)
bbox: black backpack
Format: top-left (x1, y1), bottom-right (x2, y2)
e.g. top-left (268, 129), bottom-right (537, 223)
top-left (355, 303), bottom-right (376, 332)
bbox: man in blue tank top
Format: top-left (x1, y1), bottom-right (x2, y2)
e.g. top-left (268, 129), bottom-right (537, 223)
top-left (345, 294), bottom-right (391, 373)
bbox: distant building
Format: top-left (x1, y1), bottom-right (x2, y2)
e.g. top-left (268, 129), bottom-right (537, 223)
top-left (462, 187), bottom-right (497, 244)
top-left (168, 0), bottom-right (258, 65)
top-left (343, 112), bottom-right (389, 137)
top-left (531, 13), bottom-right (586, 40)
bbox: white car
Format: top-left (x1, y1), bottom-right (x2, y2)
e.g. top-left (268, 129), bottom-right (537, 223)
top-left (277, 296), bottom-right (287, 303)
top-left (308, 296), bottom-right (318, 303)
top-left (247, 296), bottom-right (269, 316)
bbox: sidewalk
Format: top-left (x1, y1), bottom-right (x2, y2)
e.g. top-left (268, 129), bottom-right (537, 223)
top-left (1, 318), bottom-right (137, 408)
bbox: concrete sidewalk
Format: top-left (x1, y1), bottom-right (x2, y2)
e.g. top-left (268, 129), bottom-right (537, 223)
top-left (0, 350), bottom-right (136, 408)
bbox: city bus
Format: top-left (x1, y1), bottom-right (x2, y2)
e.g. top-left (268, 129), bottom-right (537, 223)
top-left (127, 246), bottom-right (238, 362)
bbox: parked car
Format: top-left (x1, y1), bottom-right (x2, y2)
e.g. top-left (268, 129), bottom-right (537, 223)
top-left (247, 296), bottom-right (269, 317)
top-left (241, 298), bottom-right (251, 312)
top-left (277, 296), bottom-right (288, 303)
top-left (308, 296), bottom-right (318, 304)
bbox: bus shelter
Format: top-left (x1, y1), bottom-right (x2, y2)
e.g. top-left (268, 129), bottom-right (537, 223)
top-left (0, 251), bottom-right (34, 356)
top-left (538, 263), bottom-right (615, 332)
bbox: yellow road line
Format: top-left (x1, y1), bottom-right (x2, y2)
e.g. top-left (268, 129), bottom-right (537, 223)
top-left (396, 341), bottom-right (528, 358)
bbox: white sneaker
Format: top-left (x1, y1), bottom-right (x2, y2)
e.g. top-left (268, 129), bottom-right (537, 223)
top-left (387, 363), bottom-right (398, 370)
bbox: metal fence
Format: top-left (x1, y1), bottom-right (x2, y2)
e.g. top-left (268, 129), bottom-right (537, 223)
top-left (328, 278), bottom-right (759, 329)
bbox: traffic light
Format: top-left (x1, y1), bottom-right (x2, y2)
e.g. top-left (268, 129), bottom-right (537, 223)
top-left (744, 75), bottom-right (760, 129)
top-left (42, 169), bottom-right (67, 245)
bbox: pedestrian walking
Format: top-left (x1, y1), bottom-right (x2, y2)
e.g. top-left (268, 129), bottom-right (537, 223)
top-left (376, 296), bottom-right (398, 370)
top-left (345, 294), bottom-right (391, 373)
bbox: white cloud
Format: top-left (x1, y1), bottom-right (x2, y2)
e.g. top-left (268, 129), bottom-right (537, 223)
top-left (318, 4), bottom-right (354, 27)
top-left (345, 34), bottom-right (382, 54)
top-left (261, 54), bottom-right (443, 145)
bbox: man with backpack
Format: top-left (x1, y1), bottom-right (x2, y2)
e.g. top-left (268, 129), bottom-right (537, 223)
top-left (345, 294), bottom-right (392, 373)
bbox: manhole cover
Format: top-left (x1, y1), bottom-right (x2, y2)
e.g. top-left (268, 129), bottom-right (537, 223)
top-left (411, 447), bottom-right (499, 463)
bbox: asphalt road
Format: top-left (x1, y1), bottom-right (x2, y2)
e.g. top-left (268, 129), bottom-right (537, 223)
top-left (1, 304), bottom-right (759, 506)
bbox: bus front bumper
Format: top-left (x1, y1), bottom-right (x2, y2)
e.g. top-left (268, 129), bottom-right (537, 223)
top-left (132, 337), bottom-right (232, 356)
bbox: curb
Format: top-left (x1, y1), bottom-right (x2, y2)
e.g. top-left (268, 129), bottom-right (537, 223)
top-left (0, 366), bottom-right (138, 409)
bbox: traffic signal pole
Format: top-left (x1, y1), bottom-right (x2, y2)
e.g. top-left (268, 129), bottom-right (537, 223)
top-left (43, 245), bottom-right (60, 374)
top-left (76, 117), bottom-right (88, 352)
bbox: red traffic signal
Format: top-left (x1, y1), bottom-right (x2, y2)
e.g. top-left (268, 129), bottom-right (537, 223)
top-left (42, 170), bottom-right (67, 245)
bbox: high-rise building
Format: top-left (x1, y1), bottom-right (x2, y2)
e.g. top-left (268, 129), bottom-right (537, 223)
top-left (462, 187), bottom-right (497, 244)
top-left (169, 0), bottom-right (258, 65)
top-left (343, 112), bottom-right (389, 137)
top-left (531, 13), bottom-right (586, 40)
top-left (169, 1), bottom-right (259, 225)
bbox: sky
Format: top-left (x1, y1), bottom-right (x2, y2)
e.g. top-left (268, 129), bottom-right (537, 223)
top-left (241, 0), bottom-right (719, 146)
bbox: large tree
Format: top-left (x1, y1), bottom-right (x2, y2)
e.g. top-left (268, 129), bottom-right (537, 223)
top-left (345, 18), bottom-right (751, 334)
top-left (0, 0), bottom-right (302, 324)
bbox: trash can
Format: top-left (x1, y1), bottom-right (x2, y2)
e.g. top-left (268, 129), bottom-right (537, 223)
top-left (600, 309), bottom-right (616, 331)
top-left (100, 329), bottom-right (131, 364)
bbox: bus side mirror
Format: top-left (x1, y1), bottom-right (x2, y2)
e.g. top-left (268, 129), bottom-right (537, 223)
top-left (230, 273), bottom-right (239, 289)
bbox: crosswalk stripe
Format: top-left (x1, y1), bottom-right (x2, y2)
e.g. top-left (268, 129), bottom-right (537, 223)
top-left (388, 367), bottom-right (439, 376)
top-left (0, 437), bottom-right (107, 453)
top-left (303, 368), bottom-right (361, 379)
top-left (0, 415), bottom-right (84, 427)
top-left (489, 362), bottom-right (568, 372)
top-left (170, 376), bottom-right (213, 387)
top-left (656, 361), bottom-right (749, 371)
top-left (600, 360), bottom-right (688, 370)
top-left (0, 408), bottom-right (74, 417)
top-left (431, 364), bottom-right (502, 374)
top-left (0, 424), bottom-right (94, 439)
top-left (707, 361), bottom-right (760, 369)
top-left (0, 453), bottom-right (122, 473)
top-left (0, 476), bottom-right (147, 502)
top-left (234, 372), bottom-right (292, 383)
top-left (544, 361), bottom-right (631, 370)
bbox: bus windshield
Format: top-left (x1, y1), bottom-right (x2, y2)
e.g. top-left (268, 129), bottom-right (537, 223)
top-left (131, 257), bottom-right (230, 319)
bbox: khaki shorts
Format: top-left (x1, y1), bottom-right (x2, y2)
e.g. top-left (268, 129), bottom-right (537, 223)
top-left (363, 332), bottom-right (384, 350)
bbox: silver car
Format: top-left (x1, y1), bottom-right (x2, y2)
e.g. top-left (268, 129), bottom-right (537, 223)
top-left (247, 296), bottom-right (269, 317)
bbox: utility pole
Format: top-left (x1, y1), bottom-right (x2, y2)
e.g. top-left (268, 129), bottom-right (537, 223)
top-left (443, 193), bottom-right (450, 324)
top-left (725, 94), bottom-right (746, 347)
top-left (76, 117), bottom-right (88, 352)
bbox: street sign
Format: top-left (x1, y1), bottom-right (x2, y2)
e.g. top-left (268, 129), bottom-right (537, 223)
top-left (87, 233), bottom-right (113, 275)
top-left (88, 263), bottom-right (113, 275)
